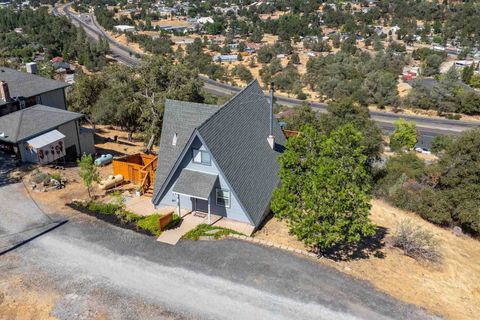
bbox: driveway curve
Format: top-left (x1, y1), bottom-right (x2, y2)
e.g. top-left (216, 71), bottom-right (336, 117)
top-left (0, 182), bottom-right (437, 319)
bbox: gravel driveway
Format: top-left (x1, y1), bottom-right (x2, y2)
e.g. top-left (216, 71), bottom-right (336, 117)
top-left (0, 182), bottom-right (438, 320)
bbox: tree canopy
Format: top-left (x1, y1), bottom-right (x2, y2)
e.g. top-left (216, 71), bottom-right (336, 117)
top-left (272, 124), bottom-right (376, 253)
top-left (68, 55), bottom-right (205, 141)
top-left (389, 119), bottom-right (418, 152)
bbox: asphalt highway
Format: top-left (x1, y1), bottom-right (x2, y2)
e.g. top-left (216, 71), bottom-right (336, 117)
top-left (59, 3), bottom-right (479, 148)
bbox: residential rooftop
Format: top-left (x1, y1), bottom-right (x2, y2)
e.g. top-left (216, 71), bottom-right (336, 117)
top-left (0, 104), bottom-right (83, 143)
top-left (0, 67), bottom-right (69, 104)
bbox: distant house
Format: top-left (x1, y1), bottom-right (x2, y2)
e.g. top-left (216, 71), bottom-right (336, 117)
top-left (51, 56), bottom-right (64, 63)
top-left (0, 105), bottom-right (94, 163)
top-left (152, 80), bottom-right (285, 230)
top-left (52, 61), bottom-right (71, 74)
top-left (114, 25), bottom-right (135, 33)
top-left (0, 67), bottom-right (94, 162)
top-left (0, 66), bottom-right (69, 115)
top-left (212, 54), bottom-right (238, 62)
top-left (197, 17), bottom-right (214, 24)
top-left (158, 25), bottom-right (191, 33)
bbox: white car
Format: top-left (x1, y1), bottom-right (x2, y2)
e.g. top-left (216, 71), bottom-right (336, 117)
top-left (415, 147), bottom-right (431, 154)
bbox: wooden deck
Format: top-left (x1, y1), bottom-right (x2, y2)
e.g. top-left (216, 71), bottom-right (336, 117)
top-left (112, 153), bottom-right (157, 196)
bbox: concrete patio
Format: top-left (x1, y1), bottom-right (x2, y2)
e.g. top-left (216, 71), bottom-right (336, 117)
top-left (156, 208), bottom-right (255, 245)
top-left (125, 197), bottom-right (255, 245)
top-left (125, 195), bottom-right (156, 216)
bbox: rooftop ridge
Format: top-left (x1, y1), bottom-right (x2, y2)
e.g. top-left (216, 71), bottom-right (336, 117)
top-left (197, 79), bottom-right (261, 130)
top-left (12, 108), bottom-right (24, 142)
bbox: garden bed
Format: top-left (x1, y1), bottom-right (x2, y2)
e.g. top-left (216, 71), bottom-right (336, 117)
top-left (182, 224), bottom-right (244, 240)
top-left (68, 201), bottom-right (172, 237)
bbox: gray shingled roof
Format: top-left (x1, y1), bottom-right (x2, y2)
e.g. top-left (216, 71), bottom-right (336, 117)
top-left (0, 104), bottom-right (83, 143)
top-left (152, 80), bottom-right (285, 227)
top-left (151, 99), bottom-right (221, 198)
top-left (0, 67), bottom-right (69, 103)
top-left (173, 169), bottom-right (218, 200)
top-left (197, 81), bottom-right (285, 226)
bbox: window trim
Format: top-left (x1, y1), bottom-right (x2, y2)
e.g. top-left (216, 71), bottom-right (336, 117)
top-left (192, 148), bottom-right (211, 166)
top-left (216, 188), bottom-right (231, 208)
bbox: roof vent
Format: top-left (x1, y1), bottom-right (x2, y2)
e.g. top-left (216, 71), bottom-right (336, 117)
top-left (26, 62), bottom-right (38, 74)
top-left (267, 82), bottom-right (275, 150)
top-left (172, 133), bottom-right (177, 146)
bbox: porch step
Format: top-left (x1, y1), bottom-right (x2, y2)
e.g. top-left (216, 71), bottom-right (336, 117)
top-left (193, 211), bottom-right (207, 218)
top-left (143, 187), bottom-right (154, 197)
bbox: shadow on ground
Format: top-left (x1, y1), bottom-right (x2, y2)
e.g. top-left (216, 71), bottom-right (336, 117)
top-left (258, 212), bottom-right (388, 262)
top-left (0, 151), bottom-right (23, 187)
top-left (321, 226), bottom-right (388, 261)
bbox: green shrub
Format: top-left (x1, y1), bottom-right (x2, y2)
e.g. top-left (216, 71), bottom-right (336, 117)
top-left (296, 91), bottom-right (308, 100)
top-left (376, 129), bottom-right (480, 235)
top-left (445, 113), bottom-right (462, 120)
top-left (431, 135), bottom-right (453, 154)
top-left (414, 189), bottom-right (452, 226)
top-left (166, 214), bottom-right (182, 229)
top-left (457, 201), bottom-right (480, 234)
top-left (392, 219), bottom-right (442, 263)
top-left (182, 224), bottom-right (243, 240)
top-left (117, 209), bottom-right (142, 223)
top-left (136, 214), bottom-right (162, 236)
top-left (87, 201), bottom-right (122, 215)
top-left (49, 171), bottom-right (63, 182)
top-left (389, 119), bottom-right (417, 152)
top-left (374, 153), bottom-right (425, 197)
top-left (32, 172), bottom-right (51, 184)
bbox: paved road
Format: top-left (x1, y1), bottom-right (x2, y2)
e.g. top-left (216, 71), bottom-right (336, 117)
top-left (0, 180), bottom-right (437, 319)
top-left (58, 4), bottom-right (479, 148)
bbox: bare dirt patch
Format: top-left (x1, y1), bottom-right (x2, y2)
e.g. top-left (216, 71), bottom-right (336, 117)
top-left (0, 272), bottom-right (58, 320)
top-left (255, 199), bottom-right (480, 320)
top-left (90, 124), bottom-right (158, 156)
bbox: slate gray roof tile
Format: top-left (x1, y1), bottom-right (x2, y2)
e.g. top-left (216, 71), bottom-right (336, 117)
top-left (152, 80), bottom-right (285, 227)
top-left (172, 169), bottom-right (218, 200)
top-left (151, 100), bottom-right (220, 198)
top-left (197, 81), bottom-right (285, 226)
top-left (0, 104), bottom-right (83, 143)
top-left (0, 67), bottom-right (69, 104)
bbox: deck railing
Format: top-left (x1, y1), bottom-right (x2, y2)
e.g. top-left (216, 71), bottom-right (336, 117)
top-left (139, 156), bottom-right (157, 194)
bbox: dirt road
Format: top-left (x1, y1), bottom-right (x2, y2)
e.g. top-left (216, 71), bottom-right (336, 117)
top-left (0, 182), bottom-right (437, 320)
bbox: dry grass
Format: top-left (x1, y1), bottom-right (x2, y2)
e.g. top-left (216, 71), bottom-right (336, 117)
top-left (151, 19), bottom-right (191, 28)
top-left (255, 199), bottom-right (480, 320)
top-left (0, 275), bottom-right (58, 320)
top-left (19, 125), bottom-right (151, 211)
top-left (106, 32), bottom-right (145, 55)
top-left (89, 124), bottom-right (158, 156)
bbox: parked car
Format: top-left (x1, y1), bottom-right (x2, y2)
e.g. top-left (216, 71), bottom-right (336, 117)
top-left (415, 147), bottom-right (431, 154)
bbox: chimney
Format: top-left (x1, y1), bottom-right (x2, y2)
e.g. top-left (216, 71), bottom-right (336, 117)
top-left (26, 62), bottom-right (38, 74)
top-left (0, 81), bottom-right (10, 101)
top-left (267, 82), bottom-right (275, 149)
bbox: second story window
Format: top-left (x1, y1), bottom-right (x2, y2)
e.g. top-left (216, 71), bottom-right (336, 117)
top-left (192, 148), bottom-right (211, 165)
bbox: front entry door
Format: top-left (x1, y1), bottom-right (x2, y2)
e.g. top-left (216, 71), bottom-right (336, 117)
top-left (195, 198), bottom-right (208, 213)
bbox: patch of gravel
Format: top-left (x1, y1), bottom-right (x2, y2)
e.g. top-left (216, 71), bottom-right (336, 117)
top-left (0, 182), bottom-right (438, 320)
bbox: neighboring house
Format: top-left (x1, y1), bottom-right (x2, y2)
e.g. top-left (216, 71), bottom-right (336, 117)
top-left (0, 66), bottom-right (94, 162)
top-left (212, 54), bottom-right (238, 62)
top-left (52, 61), bottom-right (71, 74)
top-left (0, 66), bottom-right (69, 115)
top-left (152, 80), bottom-right (285, 229)
top-left (0, 105), bottom-right (94, 162)
top-left (114, 25), bottom-right (135, 33)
